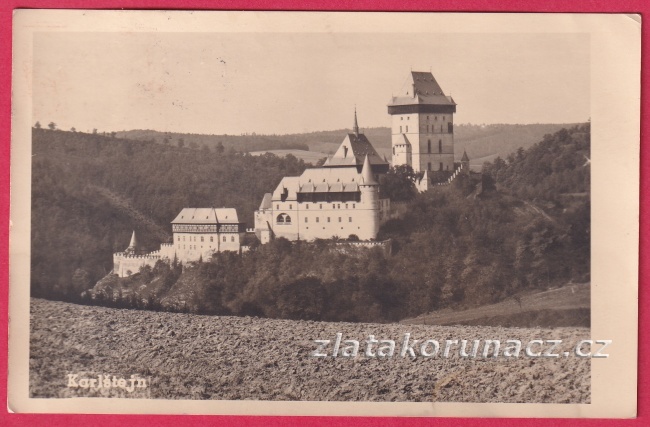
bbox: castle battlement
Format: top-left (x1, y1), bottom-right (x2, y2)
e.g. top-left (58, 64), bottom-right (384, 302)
top-left (334, 239), bottom-right (392, 256)
top-left (114, 252), bottom-right (161, 260)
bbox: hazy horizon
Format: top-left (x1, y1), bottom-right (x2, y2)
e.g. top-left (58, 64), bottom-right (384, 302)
top-left (36, 121), bottom-right (587, 138)
top-left (33, 31), bottom-right (590, 135)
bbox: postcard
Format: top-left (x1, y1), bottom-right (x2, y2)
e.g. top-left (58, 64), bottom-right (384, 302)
top-left (9, 10), bottom-right (640, 417)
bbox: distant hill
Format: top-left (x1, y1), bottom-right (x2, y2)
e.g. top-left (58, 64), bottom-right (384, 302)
top-left (117, 123), bottom-right (578, 170)
top-left (114, 129), bottom-right (310, 153)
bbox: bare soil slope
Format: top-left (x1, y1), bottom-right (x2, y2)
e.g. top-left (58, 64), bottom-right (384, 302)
top-left (30, 298), bottom-right (590, 402)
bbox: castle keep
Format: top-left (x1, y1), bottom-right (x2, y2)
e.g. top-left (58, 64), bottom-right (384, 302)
top-left (388, 71), bottom-right (459, 191)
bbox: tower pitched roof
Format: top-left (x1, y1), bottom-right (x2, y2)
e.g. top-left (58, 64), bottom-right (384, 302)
top-left (388, 71), bottom-right (456, 108)
top-left (461, 150), bottom-right (470, 162)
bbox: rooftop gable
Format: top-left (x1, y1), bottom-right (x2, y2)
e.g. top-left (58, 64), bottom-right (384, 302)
top-left (324, 133), bottom-right (389, 169)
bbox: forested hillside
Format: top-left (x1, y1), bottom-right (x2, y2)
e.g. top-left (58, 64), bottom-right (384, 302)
top-left (32, 123), bottom-right (589, 323)
top-left (31, 129), bottom-right (307, 298)
top-left (85, 124), bottom-right (589, 323)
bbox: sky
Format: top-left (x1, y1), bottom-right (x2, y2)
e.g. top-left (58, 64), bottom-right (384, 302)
top-left (33, 31), bottom-right (590, 135)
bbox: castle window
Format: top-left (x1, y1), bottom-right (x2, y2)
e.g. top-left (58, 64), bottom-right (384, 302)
top-left (223, 236), bottom-right (226, 242)
top-left (428, 162), bottom-right (431, 171)
top-left (440, 162), bottom-right (443, 171)
top-left (435, 116), bottom-right (438, 121)
top-left (427, 140), bottom-right (431, 153)
top-left (427, 115), bottom-right (430, 120)
top-left (316, 217), bottom-right (319, 223)
top-left (327, 217), bottom-right (331, 223)
top-left (285, 215), bottom-right (292, 224)
top-left (406, 126), bottom-right (408, 132)
top-left (401, 117), bottom-right (403, 120)
top-left (349, 217), bottom-right (352, 222)
top-left (210, 236), bottom-right (213, 242)
top-left (443, 116), bottom-right (446, 121)
top-left (277, 204), bottom-right (279, 210)
top-left (201, 236), bottom-right (204, 242)
top-left (353, 204), bottom-right (356, 209)
top-left (448, 122), bottom-right (453, 133)
top-left (320, 204), bottom-right (323, 209)
top-left (276, 214), bottom-right (285, 224)
top-left (231, 236), bottom-right (235, 242)
top-left (338, 217), bottom-right (342, 222)
top-left (439, 140), bottom-right (442, 153)
top-left (407, 116), bottom-right (410, 120)
top-left (289, 204), bottom-right (292, 210)
top-left (305, 217), bottom-right (308, 223)
top-left (177, 236), bottom-right (180, 241)
top-left (346, 204), bottom-right (348, 209)
top-left (306, 205), bottom-right (309, 209)
top-left (400, 126), bottom-right (402, 133)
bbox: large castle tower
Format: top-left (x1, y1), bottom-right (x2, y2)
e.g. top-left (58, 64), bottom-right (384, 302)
top-left (388, 71), bottom-right (457, 179)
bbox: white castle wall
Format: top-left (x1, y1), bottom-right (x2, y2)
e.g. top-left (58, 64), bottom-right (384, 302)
top-left (113, 253), bottom-right (160, 278)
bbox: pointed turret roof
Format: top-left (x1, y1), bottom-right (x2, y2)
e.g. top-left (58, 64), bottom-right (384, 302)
top-left (461, 150), bottom-right (470, 162)
top-left (353, 107), bottom-right (359, 135)
top-left (360, 154), bottom-right (378, 185)
top-left (127, 230), bottom-right (138, 250)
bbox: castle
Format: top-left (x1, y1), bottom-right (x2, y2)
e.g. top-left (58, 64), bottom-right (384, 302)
top-left (254, 110), bottom-right (391, 243)
top-left (388, 71), bottom-right (462, 191)
top-left (113, 208), bottom-right (244, 277)
top-left (112, 70), bottom-right (464, 276)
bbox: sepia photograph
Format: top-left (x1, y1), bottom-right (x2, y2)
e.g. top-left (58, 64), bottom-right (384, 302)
top-left (8, 10), bottom-right (639, 417)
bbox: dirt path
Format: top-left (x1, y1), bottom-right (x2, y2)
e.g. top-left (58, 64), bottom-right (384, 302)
top-left (30, 298), bottom-right (590, 403)
top-left (402, 283), bottom-right (590, 327)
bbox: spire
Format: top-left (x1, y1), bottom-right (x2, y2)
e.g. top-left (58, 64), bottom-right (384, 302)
top-left (127, 230), bottom-right (138, 250)
top-left (361, 154), bottom-right (377, 185)
top-left (461, 150), bottom-right (470, 162)
top-left (353, 107), bottom-right (359, 136)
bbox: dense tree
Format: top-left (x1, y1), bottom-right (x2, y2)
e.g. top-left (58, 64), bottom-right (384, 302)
top-left (379, 165), bottom-right (419, 201)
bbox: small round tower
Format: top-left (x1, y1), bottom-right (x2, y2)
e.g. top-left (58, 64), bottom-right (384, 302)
top-left (359, 155), bottom-right (380, 239)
